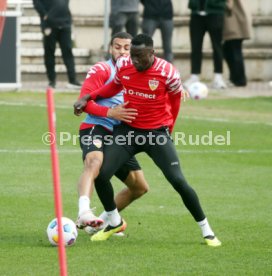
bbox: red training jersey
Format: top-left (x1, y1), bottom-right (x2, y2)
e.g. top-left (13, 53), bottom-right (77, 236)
top-left (114, 56), bottom-right (183, 130)
top-left (79, 61), bottom-right (112, 130)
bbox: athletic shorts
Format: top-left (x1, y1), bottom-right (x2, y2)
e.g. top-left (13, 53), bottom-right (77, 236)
top-left (79, 125), bottom-right (141, 182)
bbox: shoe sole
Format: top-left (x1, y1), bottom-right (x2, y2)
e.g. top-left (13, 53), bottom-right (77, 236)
top-left (76, 218), bottom-right (104, 229)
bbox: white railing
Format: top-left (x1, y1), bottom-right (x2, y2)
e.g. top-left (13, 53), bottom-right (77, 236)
top-left (8, 0), bottom-right (32, 5)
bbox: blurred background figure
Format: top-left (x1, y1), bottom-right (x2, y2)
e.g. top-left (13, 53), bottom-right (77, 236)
top-left (110, 0), bottom-right (140, 37)
top-left (33, 0), bottom-right (81, 89)
top-left (223, 0), bottom-right (252, 87)
top-left (185, 0), bottom-right (227, 89)
top-left (141, 0), bottom-right (174, 63)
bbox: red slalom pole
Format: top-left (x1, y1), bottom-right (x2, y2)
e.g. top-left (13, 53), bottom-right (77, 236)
top-left (46, 87), bottom-right (67, 276)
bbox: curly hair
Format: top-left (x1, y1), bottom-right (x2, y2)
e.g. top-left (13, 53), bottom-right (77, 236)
top-left (131, 34), bottom-right (153, 47)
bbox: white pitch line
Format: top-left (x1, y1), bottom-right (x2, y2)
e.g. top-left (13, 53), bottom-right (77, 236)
top-left (182, 115), bottom-right (272, 127)
top-left (0, 149), bottom-right (272, 154)
top-left (177, 149), bottom-right (272, 154)
top-left (0, 101), bottom-right (70, 109)
top-left (0, 149), bottom-right (80, 154)
top-left (1, 100), bottom-right (271, 127)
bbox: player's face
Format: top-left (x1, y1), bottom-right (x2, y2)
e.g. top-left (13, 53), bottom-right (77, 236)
top-left (130, 46), bottom-right (154, 72)
top-left (110, 38), bottom-right (131, 62)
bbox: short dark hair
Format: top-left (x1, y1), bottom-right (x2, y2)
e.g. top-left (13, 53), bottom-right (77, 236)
top-left (110, 32), bottom-right (133, 45)
top-left (131, 34), bottom-right (153, 48)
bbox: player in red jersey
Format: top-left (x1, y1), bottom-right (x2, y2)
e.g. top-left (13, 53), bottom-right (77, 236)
top-left (74, 34), bottom-right (221, 246)
top-left (75, 32), bottom-right (149, 235)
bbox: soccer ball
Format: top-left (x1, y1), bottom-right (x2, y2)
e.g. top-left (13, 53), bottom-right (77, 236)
top-left (188, 81), bottom-right (209, 100)
top-left (47, 217), bottom-right (78, 246)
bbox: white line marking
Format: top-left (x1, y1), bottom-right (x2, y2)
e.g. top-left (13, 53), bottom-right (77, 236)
top-left (177, 149), bottom-right (272, 154)
top-left (0, 101), bottom-right (69, 109)
top-left (0, 149), bottom-right (271, 154)
top-left (182, 115), bottom-right (272, 127)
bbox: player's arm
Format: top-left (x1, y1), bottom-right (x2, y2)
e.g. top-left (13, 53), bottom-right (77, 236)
top-left (74, 57), bottom-right (126, 111)
top-left (74, 80), bottom-right (122, 113)
top-left (73, 64), bottom-right (137, 122)
top-left (74, 64), bottom-right (110, 115)
top-left (82, 100), bottom-right (138, 123)
top-left (166, 67), bottom-right (185, 133)
top-left (168, 92), bottom-right (181, 133)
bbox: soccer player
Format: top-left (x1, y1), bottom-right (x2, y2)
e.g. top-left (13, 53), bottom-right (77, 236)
top-left (75, 32), bottom-right (149, 233)
top-left (74, 34), bottom-right (221, 247)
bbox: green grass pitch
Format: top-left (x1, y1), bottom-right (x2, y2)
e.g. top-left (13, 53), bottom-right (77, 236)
top-left (0, 92), bottom-right (271, 275)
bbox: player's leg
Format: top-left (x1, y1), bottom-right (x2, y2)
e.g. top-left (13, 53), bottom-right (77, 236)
top-left (142, 18), bottom-right (157, 38)
top-left (207, 14), bottom-right (226, 89)
top-left (85, 157), bottom-right (148, 236)
top-left (58, 27), bottom-right (77, 84)
top-left (224, 39), bottom-right (246, 86)
top-left (76, 126), bottom-right (107, 229)
top-left (185, 14), bottom-right (206, 87)
top-left (114, 157), bottom-right (149, 211)
top-left (159, 19), bottom-right (174, 63)
top-left (207, 14), bottom-right (224, 74)
top-left (43, 27), bottom-right (57, 86)
top-left (147, 129), bottom-right (221, 246)
top-left (189, 14), bottom-right (206, 75)
top-left (125, 12), bottom-right (139, 37)
top-left (110, 12), bottom-right (126, 36)
top-left (223, 40), bottom-right (234, 82)
top-left (91, 143), bottom-right (133, 241)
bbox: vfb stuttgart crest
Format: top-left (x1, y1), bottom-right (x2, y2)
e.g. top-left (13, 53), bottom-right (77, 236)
top-left (148, 79), bottom-right (159, 91)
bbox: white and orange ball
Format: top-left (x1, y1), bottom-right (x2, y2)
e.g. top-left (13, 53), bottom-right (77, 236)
top-left (47, 217), bottom-right (78, 246)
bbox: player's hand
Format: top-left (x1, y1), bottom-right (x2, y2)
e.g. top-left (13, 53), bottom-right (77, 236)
top-left (107, 102), bottom-right (138, 123)
top-left (73, 96), bottom-right (89, 116)
top-left (181, 89), bottom-right (190, 102)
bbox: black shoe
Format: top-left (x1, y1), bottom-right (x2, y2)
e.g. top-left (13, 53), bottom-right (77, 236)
top-left (66, 80), bottom-right (81, 89)
top-left (48, 81), bottom-right (56, 88)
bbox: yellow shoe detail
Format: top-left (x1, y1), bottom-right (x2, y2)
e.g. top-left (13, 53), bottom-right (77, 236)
top-left (204, 236), bottom-right (222, 247)
top-left (91, 220), bottom-right (125, 241)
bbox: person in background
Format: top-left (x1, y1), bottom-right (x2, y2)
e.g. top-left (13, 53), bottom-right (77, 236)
top-left (33, 0), bottom-right (81, 89)
top-left (110, 0), bottom-right (140, 37)
top-left (223, 0), bottom-right (252, 86)
top-left (185, 0), bottom-right (227, 89)
top-left (141, 0), bottom-right (174, 63)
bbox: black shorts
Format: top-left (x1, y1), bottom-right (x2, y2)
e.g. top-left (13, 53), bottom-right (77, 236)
top-left (79, 126), bottom-right (141, 181)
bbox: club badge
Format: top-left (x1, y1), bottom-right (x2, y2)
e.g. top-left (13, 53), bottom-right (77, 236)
top-left (93, 139), bottom-right (102, 148)
top-left (148, 79), bottom-right (159, 91)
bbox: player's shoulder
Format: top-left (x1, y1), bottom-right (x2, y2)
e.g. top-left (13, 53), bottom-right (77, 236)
top-left (115, 55), bottom-right (132, 70)
top-left (153, 57), bottom-right (179, 77)
top-left (86, 61), bottom-right (111, 79)
top-left (88, 61), bottom-right (111, 73)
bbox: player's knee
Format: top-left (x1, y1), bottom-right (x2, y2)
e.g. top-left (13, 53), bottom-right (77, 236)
top-left (125, 172), bottom-right (149, 198)
top-left (84, 155), bottom-right (102, 173)
top-left (131, 181), bottom-right (149, 199)
top-left (133, 186), bottom-right (148, 198)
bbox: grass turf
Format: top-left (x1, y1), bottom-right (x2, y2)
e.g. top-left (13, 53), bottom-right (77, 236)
top-left (0, 92), bottom-right (271, 275)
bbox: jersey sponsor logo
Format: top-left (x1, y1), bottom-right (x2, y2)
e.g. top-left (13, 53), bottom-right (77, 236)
top-left (93, 139), bottom-right (102, 148)
top-left (148, 79), bottom-right (159, 91)
top-left (125, 89), bottom-right (156, 99)
top-left (122, 75), bottom-right (130, 80)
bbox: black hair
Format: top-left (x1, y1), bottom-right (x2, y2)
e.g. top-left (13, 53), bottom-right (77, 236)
top-left (131, 34), bottom-right (153, 48)
top-left (110, 32), bottom-right (133, 45)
